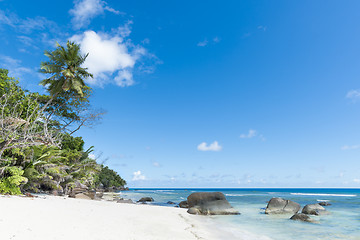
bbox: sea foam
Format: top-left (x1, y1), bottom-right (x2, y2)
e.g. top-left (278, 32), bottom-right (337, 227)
top-left (291, 193), bottom-right (356, 197)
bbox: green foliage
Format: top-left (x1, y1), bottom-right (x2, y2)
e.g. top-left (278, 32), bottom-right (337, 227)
top-left (60, 133), bottom-right (84, 151)
top-left (0, 167), bottom-right (27, 195)
top-left (95, 165), bottom-right (126, 189)
top-left (0, 58), bottom-right (123, 195)
top-left (38, 42), bottom-right (103, 136)
top-left (0, 68), bottom-right (39, 120)
top-left (40, 41), bottom-right (93, 97)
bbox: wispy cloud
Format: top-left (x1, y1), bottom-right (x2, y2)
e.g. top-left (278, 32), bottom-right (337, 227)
top-left (257, 25), bottom-right (267, 31)
top-left (0, 10), bottom-right (58, 34)
top-left (197, 141), bottom-right (222, 151)
top-left (0, 10), bottom-right (15, 27)
top-left (239, 129), bottom-right (266, 141)
top-left (0, 10), bottom-right (63, 48)
top-left (132, 170), bottom-right (146, 181)
top-left (354, 179), bottom-right (360, 183)
top-left (341, 144), bottom-right (360, 150)
top-left (69, 0), bottom-right (123, 29)
top-left (239, 129), bottom-right (257, 138)
top-left (0, 55), bottom-right (34, 78)
top-left (213, 36), bottom-right (220, 43)
top-left (346, 89), bottom-right (360, 101)
top-left (197, 37), bottom-right (220, 47)
top-left (197, 39), bottom-right (208, 47)
top-left (18, 16), bottom-right (58, 34)
top-left (142, 38), bottom-right (150, 44)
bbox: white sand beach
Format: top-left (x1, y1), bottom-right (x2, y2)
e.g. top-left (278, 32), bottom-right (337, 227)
top-left (0, 195), bottom-right (227, 240)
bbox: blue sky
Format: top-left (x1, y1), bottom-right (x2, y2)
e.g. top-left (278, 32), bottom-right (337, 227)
top-left (1, 0), bottom-right (360, 188)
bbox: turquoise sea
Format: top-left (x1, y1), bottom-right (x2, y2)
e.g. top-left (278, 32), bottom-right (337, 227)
top-left (119, 188), bottom-right (360, 240)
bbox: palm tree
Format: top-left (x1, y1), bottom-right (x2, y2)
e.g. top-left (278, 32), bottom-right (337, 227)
top-left (39, 41), bottom-right (93, 110)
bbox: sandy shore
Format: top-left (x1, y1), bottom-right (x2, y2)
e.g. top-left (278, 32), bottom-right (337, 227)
top-left (0, 195), bottom-right (226, 240)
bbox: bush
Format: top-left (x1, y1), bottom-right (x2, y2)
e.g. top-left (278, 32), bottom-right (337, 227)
top-left (95, 165), bottom-right (126, 189)
top-left (0, 167), bottom-right (28, 195)
top-left (60, 133), bottom-right (84, 151)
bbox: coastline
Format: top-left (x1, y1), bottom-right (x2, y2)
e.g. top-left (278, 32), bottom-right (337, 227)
top-left (0, 195), bottom-right (226, 240)
top-left (2, 187), bottom-right (357, 240)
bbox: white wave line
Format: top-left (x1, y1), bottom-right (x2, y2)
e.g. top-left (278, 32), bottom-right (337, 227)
top-left (291, 193), bottom-right (356, 197)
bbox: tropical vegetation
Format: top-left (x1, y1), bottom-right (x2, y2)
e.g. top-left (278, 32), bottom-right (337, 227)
top-left (0, 41), bottom-right (126, 195)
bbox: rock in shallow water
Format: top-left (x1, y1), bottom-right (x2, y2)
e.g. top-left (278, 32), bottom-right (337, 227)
top-left (137, 197), bottom-right (154, 203)
top-left (186, 192), bottom-right (240, 215)
top-left (265, 197), bottom-right (300, 214)
top-left (302, 204), bottom-right (327, 215)
top-left (117, 199), bottom-right (134, 204)
top-left (290, 213), bottom-right (316, 223)
top-left (318, 201), bottom-right (331, 206)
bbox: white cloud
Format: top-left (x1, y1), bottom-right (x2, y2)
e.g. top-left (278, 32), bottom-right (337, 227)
top-left (197, 39), bottom-right (208, 47)
top-left (132, 170), bottom-right (146, 181)
top-left (69, 0), bottom-right (122, 29)
top-left (115, 20), bottom-right (132, 38)
top-left (354, 179), bottom-right (360, 183)
top-left (197, 141), bottom-right (222, 152)
top-left (115, 69), bottom-right (134, 87)
top-left (240, 129), bottom-right (257, 139)
top-left (70, 27), bottom-right (147, 87)
top-left (346, 90), bottom-right (360, 101)
top-left (88, 153), bottom-right (96, 159)
top-left (341, 144), bottom-right (360, 150)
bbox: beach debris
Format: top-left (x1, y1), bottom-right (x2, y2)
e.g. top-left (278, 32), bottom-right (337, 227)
top-left (302, 204), bottom-right (328, 215)
top-left (167, 201), bottom-right (176, 204)
top-left (178, 200), bottom-right (189, 208)
top-left (290, 213), bottom-right (316, 223)
top-left (318, 201), bottom-right (331, 206)
top-left (186, 192), bottom-right (240, 215)
top-left (265, 197), bottom-right (300, 214)
top-left (137, 197), bottom-right (154, 203)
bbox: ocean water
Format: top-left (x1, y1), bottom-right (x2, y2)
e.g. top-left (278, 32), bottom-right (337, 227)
top-left (118, 188), bottom-right (360, 240)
